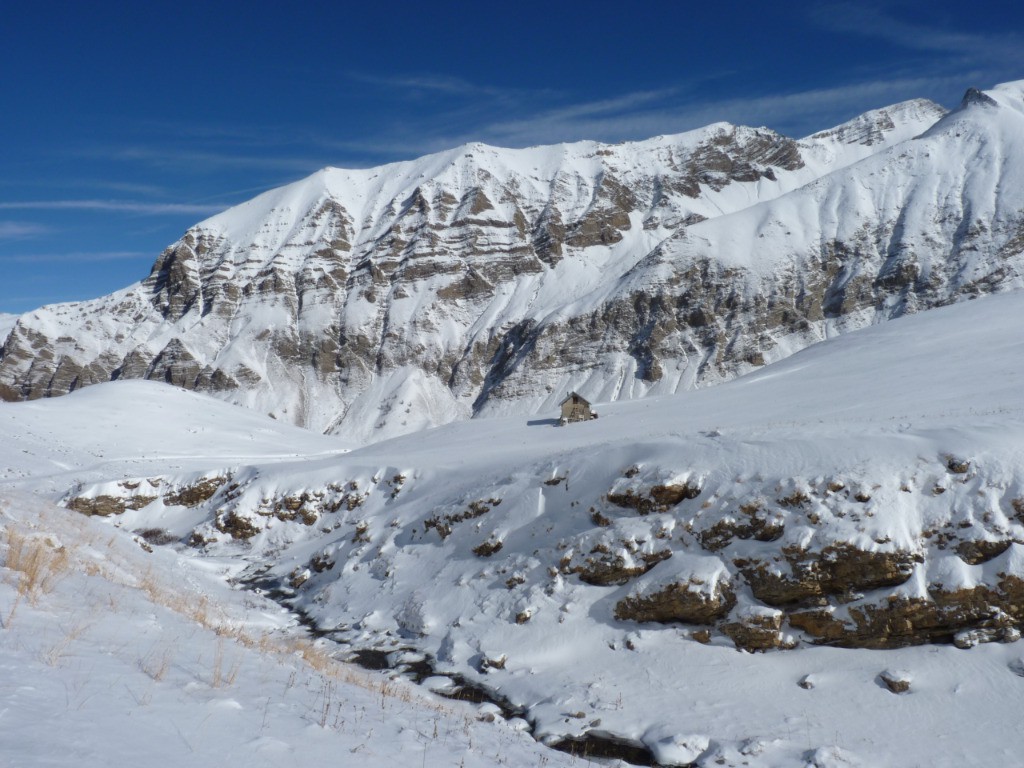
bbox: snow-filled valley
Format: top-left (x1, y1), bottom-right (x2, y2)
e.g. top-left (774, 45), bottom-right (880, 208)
top-left (4, 288), bottom-right (1024, 766)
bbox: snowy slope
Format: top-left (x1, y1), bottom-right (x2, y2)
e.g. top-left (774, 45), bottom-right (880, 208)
top-left (0, 380), bottom-right (350, 496)
top-left (184, 98), bottom-right (941, 256)
top-left (484, 79), bottom-right (1024, 412)
top-left (5, 288), bottom-right (1024, 766)
top-left (662, 79), bottom-right (1024, 286)
top-left (0, 313), bottom-right (15, 345)
top-left (0, 94), bottom-right (955, 442)
top-left (0, 493), bottom-right (580, 768)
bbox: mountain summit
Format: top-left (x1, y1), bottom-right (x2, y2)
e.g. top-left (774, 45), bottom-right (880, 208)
top-left (4, 84), bottom-right (1021, 442)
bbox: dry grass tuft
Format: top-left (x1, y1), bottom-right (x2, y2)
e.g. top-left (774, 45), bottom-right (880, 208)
top-left (211, 638), bottom-right (241, 688)
top-left (41, 619), bottom-right (91, 666)
top-left (140, 647), bottom-right (174, 681)
top-left (2, 528), bottom-right (73, 623)
top-left (137, 571), bottom-right (220, 629)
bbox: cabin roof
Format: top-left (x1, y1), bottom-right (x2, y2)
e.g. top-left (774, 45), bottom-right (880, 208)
top-left (559, 391), bottom-right (590, 406)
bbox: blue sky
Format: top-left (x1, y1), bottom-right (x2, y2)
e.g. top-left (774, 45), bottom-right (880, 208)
top-left (1, 1), bottom-right (1021, 314)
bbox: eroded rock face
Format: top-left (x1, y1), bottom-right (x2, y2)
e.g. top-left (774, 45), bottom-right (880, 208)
top-left (66, 476), bottom-right (230, 517)
top-left (60, 442), bottom-right (1024, 655)
top-left (66, 494), bottom-right (156, 517)
top-left (787, 589), bottom-right (1016, 650)
top-left (163, 476), bottom-right (228, 507)
top-left (721, 608), bottom-right (789, 652)
top-left (615, 578), bottom-right (736, 624)
top-left (573, 464), bottom-right (1024, 651)
top-left (955, 538), bottom-right (1012, 565)
top-left (698, 502), bottom-right (784, 551)
top-left (216, 510), bottom-right (260, 540)
top-left (65, 478), bottom-right (166, 516)
top-left (738, 545), bottom-right (920, 607)
top-left (607, 482), bottom-right (702, 515)
top-left (567, 548), bottom-right (672, 586)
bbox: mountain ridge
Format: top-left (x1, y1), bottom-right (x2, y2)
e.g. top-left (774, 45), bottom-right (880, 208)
top-left (7, 83), bottom-right (1021, 444)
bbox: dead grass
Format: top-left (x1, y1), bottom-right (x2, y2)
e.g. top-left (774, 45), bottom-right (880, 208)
top-left (140, 647), bottom-right (174, 681)
top-left (211, 638), bottom-right (241, 688)
top-left (2, 528), bottom-right (72, 624)
top-left (41, 619), bottom-right (91, 666)
top-left (137, 570), bottom-right (218, 628)
top-left (130, 576), bottom-right (426, 702)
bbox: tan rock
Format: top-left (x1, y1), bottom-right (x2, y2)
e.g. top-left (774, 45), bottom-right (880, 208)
top-left (722, 607), bottom-right (787, 652)
top-left (879, 668), bottom-right (912, 694)
top-left (615, 579), bottom-right (735, 625)
top-left (739, 544), bottom-right (919, 606)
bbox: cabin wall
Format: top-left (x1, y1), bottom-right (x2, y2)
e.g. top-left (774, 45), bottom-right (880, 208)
top-left (561, 402), bottom-right (591, 422)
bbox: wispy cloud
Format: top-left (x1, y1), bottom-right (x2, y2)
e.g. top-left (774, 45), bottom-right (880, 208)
top-left (522, 88), bottom-right (681, 124)
top-left (84, 146), bottom-right (325, 173)
top-left (299, 86), bottom-right (683, 159)
top-left (320, 11), bottom-right (1018, 162)
top-left (0, 200), bottom-right (224, 215)
top-left (652, 74), bottom-right (968, 137)
top-left (0, 250), bottom-right (151, 264)
top-left (131, 119), bottom-right (293, 146)
top-left (0, 222), bottom-right (49, 239)
top-left (80, 180), bottom-right (170, 197)
top-left (347, 71), bottom-right (520, 99)
top-left (811, 4), bottom-right (1024, 66)
top-left (371, 74), bottom-right (963, 152)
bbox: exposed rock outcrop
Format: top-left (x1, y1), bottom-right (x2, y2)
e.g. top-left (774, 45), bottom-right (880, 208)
top-left (721, 607), bottom-right (790, 652)
top-left (738, 545), bottom-right (921, 607)
top-left (615, 574), bottom-right (735, 624)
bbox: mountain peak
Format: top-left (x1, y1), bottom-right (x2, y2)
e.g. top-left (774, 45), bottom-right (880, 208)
top-left (960, 86), bottom-right (999, 109)
top-left (987, 79), bottom-right (1024, 116)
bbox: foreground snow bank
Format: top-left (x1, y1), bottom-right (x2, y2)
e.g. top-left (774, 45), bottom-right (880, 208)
top-left (0, 493), bottom-right (578, 768)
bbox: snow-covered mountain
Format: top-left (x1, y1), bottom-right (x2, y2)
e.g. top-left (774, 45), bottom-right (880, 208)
top-left (6, 77), bottom-right (1024, 766)
top-left (0, 88), bottom-right (978, 442)
top-left (4, 287), bottom-right (1024, 766)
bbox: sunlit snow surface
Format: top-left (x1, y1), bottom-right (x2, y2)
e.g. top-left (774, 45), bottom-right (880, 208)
top-left (4, 289), bottom-right (1024, 766)
top-left (0, 381), bottom-right (350, 494)
top-left (0, 313), bottom-right (16, 346)
top-left (0, 495), bottom-right (574, 768)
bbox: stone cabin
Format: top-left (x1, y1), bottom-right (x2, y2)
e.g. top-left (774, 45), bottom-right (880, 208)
top-left (559, 391), bottom-right (595, 425)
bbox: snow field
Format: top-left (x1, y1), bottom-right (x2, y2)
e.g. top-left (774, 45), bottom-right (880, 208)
top-left (0, 493), bottom-right (583, 768)
top-left (0, 313), bottom-right (16, 346)
top-left (5, 289), bottom-right (1024, 765)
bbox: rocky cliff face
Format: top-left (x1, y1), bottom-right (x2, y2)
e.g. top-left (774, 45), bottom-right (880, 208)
top-left (5, 85), bottom-right (1023, 443)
